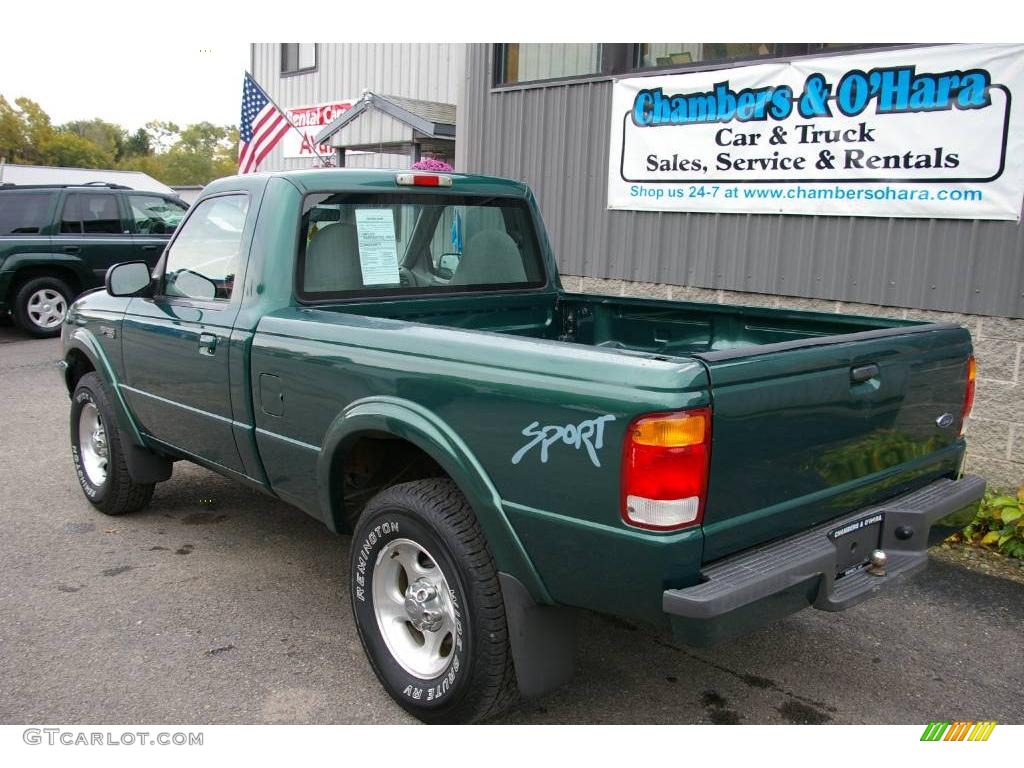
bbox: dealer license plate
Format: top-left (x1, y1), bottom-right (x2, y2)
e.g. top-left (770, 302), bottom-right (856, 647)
top-left (829, 512), bottom-right (884, 578)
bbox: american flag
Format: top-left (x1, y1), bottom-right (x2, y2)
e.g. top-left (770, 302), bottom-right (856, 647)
top-left (238, 73), bottom-right (290, 174)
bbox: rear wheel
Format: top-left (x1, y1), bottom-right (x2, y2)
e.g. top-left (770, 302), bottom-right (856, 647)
top-left (14, 275), bottom-right (73, 338)
top-left (350, 478), bottom-right (517, 723)
top-left (70, 373), bottom-right (155, 515)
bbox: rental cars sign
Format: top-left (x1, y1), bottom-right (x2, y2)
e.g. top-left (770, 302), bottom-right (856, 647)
top-left (282, 100), bottom-right (355, 160)
top-left (607, 44), bottom-right (1024, 220)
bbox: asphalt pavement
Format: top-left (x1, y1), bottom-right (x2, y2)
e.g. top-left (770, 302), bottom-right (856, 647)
top-left (0, 326), bottom-right (1020, 724)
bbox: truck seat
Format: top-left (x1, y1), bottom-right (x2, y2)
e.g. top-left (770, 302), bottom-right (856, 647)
top-left (304, 223), bottom-right (363, 292)
top-left (449, 230), bottom-right (526, 286)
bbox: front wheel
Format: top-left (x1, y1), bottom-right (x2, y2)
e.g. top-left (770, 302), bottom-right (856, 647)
top-left (70, 373), bottom-right (155, 516)
top-left (350, 478), bottom-right (517, 723)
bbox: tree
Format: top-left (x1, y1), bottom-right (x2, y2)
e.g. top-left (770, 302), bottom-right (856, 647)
top-left (0, 96), bottom-right (29, 162)
top-left (43, 132), bottom-right (114, 168)
top-left (0, 96), bottom-right (53, 164)
top-left (122, 128), bottom-right (151, 159)
top-left (13, 97), bottom-right (53, 160)
top-left (139, 122), bottom-right (238, 185)
top-left (115, 153), bottom-right (165, 179)
top-left (1, 93), bottom-right (239, 184)
top-left (177, 122), bottom-right (228, 154)
top-left (143, 120), bottom-right (180, 153)
top-left (60, 118), bottom-right (125, 160)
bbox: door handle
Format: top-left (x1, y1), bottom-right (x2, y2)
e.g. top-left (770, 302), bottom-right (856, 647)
top-left (198, 333), bottom-right (218, 356)
top-left (62, 245), bottom-right (80, 254)
top-left (850, 363), bottom-right (880, 383)
top-left (142, 245), bottom-right (159, 251)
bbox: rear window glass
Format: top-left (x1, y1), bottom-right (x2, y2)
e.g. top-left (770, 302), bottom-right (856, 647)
top-left (297, 193), bottom-right (546, 300)
top-left (0, 190), bottom-right (56, 235)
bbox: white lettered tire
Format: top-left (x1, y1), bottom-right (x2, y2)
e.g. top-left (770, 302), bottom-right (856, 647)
top-left (70, 373), bottom-right (155, 516)
top-left (350, 478), bottom-right (517, 723)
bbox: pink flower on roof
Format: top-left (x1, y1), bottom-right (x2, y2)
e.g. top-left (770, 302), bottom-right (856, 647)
top-left (411, 158), bottom-right (454, 172)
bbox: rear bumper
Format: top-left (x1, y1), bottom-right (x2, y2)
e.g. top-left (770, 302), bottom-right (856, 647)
top-left (663, 474), bottom-right (985, 645)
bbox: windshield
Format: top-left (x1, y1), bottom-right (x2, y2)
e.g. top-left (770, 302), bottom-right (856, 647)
top-left (129, 195), bottom-right (189, 235)
top-left (297, 193), bottom-right (546, 299)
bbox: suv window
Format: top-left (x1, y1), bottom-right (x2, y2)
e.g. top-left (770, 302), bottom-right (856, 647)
top-left (163, 194), bottom-right (248, 301)
top-left (129, 195), bottom-right (189, 235)
top-left (60, 192), bottom-right (123, 235)
top-left (0, 190), bottom-right (56, 234)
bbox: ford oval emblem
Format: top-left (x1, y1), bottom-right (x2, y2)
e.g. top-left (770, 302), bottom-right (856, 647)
top-left (936, 413), bottom-right (955, 429)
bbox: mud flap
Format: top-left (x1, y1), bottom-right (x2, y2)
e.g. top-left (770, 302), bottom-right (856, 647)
top-left (498, 572), bottom-right (576, 699)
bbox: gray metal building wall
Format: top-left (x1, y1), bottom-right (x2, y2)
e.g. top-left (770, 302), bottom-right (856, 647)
top-left (251, 43), bottom-right (463, 172)
top-left (457, 44), bottom-right (1024, 319)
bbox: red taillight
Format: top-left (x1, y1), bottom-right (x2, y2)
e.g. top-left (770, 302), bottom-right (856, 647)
top-left (395, 173), bottom-right (453, 187)
top-left (621, 407), bottom-right (711, 531)
top-left (960, 354), bottom-right (976, 435)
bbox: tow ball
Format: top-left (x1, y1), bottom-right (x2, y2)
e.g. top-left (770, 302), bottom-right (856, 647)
top-left (866, 549), bottom-right (887, 577)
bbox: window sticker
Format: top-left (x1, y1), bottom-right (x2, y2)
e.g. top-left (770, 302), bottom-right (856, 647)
top-left (354, 208), bottom-right (401, 285)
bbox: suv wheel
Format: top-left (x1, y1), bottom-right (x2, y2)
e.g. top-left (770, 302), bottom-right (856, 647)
top-left (351, 478), bottom-right (518, 723)
top-left (14, 275), bottom-right (73, 338)
top-left (70, 373), bottom-right (155, 515)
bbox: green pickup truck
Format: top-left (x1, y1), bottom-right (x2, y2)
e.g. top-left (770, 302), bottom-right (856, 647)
top-left (59, 168), bottom-right (984, 723)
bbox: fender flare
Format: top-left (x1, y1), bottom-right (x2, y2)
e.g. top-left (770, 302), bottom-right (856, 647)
top-left (62, 328), bottom-right (172, 483)
top-left (1, 252), bottom-right (94, 295)
top-left (317, 395), bottom-right (552, 605)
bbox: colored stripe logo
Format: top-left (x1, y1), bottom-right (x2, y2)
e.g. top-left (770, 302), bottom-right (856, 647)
top-left (921, 721), bottom-right (997, 741)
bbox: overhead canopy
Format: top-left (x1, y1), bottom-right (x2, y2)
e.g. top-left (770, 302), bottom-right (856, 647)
top-left (313, 91), bottom-right (455, 160)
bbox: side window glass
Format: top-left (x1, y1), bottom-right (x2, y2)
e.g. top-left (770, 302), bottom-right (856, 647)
top-left (130, 195), bottom-right (189, 235)
top-left (60, 193), bottom-right (122, 235)
top-left (0, 191), bottom-right (56, 234)
top-left (163, 195), bottom-right (249, 301)
top-left (59, 194), bottom-right (83, 234)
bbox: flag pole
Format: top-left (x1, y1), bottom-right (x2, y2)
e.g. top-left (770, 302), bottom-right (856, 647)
top-left (246, 71), bottom-right (331, 168)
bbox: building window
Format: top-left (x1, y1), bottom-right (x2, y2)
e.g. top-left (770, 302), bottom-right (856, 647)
top-left (495, 44), bottom-right (603, 85)
top-left (281, 43), bottom-right (317, 75)
top-left (634, 43), bottom-right (874, 70)
top-left (494, 43), bottom-right (889, 87)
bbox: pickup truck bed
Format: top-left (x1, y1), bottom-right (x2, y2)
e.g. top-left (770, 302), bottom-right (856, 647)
top-left (272, 290), bottom-right (971, 567)
top-left (59, 168), bottom-right (982, 723)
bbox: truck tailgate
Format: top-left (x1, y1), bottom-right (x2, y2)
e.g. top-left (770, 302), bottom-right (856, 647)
top-left (697, 323), bottom-right (973, 563)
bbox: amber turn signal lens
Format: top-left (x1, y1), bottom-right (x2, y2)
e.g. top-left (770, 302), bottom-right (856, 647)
top-left (631, 412), bottom-right (706, 447)
top-left (622, 406), bottom-right (712, 531)
top-left (960, 354), bottom-right (976, 435)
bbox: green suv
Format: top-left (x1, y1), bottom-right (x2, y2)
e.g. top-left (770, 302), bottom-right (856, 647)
top-left (0, 182), bottom-right (188, 337)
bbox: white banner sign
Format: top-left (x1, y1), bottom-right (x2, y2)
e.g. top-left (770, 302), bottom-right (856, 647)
top-left (282, 100), bottom-right (355, 159)
top-left (608, 44), bottom-right (1024, 219)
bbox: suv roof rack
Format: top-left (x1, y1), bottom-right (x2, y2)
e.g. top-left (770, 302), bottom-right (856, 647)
top-left (0, 182), bottom-right (135, 190)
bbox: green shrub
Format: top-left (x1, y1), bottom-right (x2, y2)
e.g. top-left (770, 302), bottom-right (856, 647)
top-left (952, 488), bottom-right (1024, 560)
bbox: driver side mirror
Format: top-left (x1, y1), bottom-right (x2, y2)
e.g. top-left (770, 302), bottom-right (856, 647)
top-left (105, 261), bottom-right (153, 298)
top-left (438, 252), bottom-right (461, 276)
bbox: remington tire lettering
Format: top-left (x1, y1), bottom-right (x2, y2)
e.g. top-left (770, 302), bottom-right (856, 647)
top-left (349, 478), bottom-right (516, 723)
